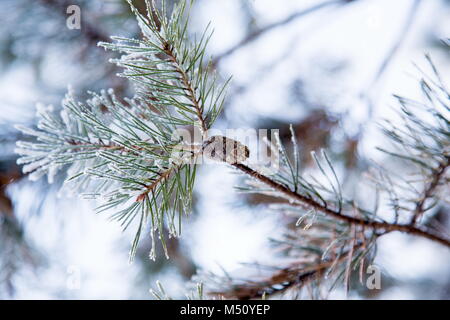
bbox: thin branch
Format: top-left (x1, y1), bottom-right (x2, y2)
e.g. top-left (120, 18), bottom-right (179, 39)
top-left (410, 155), bottom-right (450, 225)
top-left (363, 0), bottom-right (422, 117)
top-left (212, 0), bottom-right (348, 64)
top-left (232, 163), bottom-right (450, 248)
top-left (164, 45), bottom-right (208, 134)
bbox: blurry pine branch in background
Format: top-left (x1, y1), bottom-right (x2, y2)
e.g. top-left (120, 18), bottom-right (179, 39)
top-left (198, 61), bottom-right (450, 298)
top-left (3, 0), bottom-right (450, 299)
top-left (211, 0), bottom-right (352, 66)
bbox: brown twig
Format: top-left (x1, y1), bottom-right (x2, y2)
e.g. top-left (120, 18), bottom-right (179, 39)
top-left (410, 155), bottom-right (450, 225)
top-left (38, 0), bottom-right (110, 43)
top-left (231, 163), bottom-right (450, 248)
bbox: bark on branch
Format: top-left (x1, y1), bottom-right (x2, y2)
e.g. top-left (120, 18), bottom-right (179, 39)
top-left (232, 163), bottom-right (450, 248)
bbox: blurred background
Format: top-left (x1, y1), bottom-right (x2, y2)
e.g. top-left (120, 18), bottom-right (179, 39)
top-left (0, 0), bottom-right (449, 299)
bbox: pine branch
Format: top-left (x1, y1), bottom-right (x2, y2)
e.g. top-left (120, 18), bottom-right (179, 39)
top-left (136, 165), bottom-right (178, 202)
top-left (367, 0), bottom-right (421, 90)
top-left (212, 0), bottom-right (350, 65)
top-left (410, 155), bottom-right (450, 225)
top-left (232, 163), bottom-right (450, 247)
top-left (39, 0), bottom-right (110, 43)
